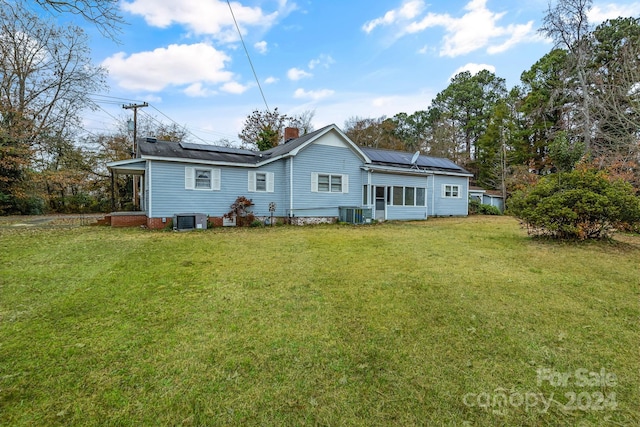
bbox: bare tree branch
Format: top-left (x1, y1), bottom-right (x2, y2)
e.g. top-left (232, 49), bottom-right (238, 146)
top-left (33, 0), bottom-right (124, 40)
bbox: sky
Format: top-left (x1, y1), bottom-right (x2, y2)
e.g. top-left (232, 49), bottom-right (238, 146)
top-left (67, 0), bottom-right (640, 145)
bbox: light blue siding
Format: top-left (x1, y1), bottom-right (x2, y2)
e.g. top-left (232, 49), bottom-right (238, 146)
top-left (369, 172), bottom-right (429, 220)
top-left (149, 160), bottom-right (288, 218)
top-left (245, 161), bottom-right (288, 218)
top-left (288, 135), bottom-right (365, 217)
top-left (431, 175), bottom-right (469, 216)
top-left (483, 195), bottom-right (504, 212)
top-left (143, 130), bottom-right (469, 221)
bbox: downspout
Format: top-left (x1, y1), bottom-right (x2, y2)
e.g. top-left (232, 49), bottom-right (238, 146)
top-left (367, 170), bottom-right (372, 209)
top-left (148, 161), bottom-right (152, 219)
top-left (425, 174), bottom-right (429, 219)
top-left (289, 156), bottom-right (294, 218)
top-left (431, 175), bottom-right (435, 217)
top-left (110, 170), bottom-right (115, 211)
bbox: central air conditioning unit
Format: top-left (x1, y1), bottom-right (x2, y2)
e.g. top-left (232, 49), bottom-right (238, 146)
top-left (339, 207), bottom-right (372, 224)
top-left (173, 213), bottom-right (208, 231)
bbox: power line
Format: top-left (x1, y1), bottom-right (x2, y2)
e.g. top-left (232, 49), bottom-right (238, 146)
top-left (87, 94), bottom-right (241, 145)
top-left (226, 0), bottom-right (270, 112)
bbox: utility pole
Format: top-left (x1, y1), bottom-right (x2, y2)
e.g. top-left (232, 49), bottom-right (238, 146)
top-left (123, 102), bottom-right (148, 210)
top-left (123, 102), bottom-right (148, 157)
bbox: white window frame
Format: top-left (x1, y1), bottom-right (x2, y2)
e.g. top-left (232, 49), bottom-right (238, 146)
top-left (442, 184), bottom-right (461, 198)
top-left (185, 167), bottom-right (220, 191)
top-left (311, 172), bottom-right (349, 193)
top-left (248, 171), bottom-right (274, 192)
top-left (389, 186), bottom-right (427, 206)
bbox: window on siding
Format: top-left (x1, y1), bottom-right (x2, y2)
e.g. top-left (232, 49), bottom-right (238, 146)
top-left (185, 167), bottom-right (220, 191)
top-left (248, 171), bottom-right (274, 192)
top-left (416, 188), bottom-right (426, 206)
top-left (443, 184), bottom-right (460, 198)
top-left (195, 169), bottom-right (211, 189)
top-left (318, 174), bottom-right (330, 192)
top-left (392, 187), bottom-right (404, 205)
top-left (256, 173), bottom-right (267, 191)
top-left (363, 185), bottom-right (368, 205)
top-left (405, 187), bottom-right (415, 206)
top-left (388, 186), bottom-right (427, 206)
top-left (312, 173), bottom-right (348, 193)
top-left (331, 175), bottom-right (342, 192)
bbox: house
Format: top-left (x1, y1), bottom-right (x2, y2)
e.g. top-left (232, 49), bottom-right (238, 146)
top-left (106, 124), bottom-right (472, 228)
top-left (468, 186), bottom-right (505, 213)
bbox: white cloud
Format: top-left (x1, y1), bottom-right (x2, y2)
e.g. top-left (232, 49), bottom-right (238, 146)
top-left (287, 67), bottom-right (313, 81)
top-left (362, 0), bottom-right (425, 33)
top-left (308, 54), bottom-right (335, 70)
top-left (589, 2), bottom-right (640, 23)
top-left (365, 0), bottom-right (537, 57)
top-left (254, 41), bottom-right (268, 54)
top-left (264, 76), bottom-right (279, 84)
top-left (184, 83), bottom-right (216, 97)
top-left (293, 88), bottom-right (335, 100)
top-left (449, 63), bottom-right (496, 81)
top-left (102, 43), bottom-right (233, 92)
top-left (221, 81), bottom-right (250, 94)
top-left (121, 0), bottom-right (295, 41)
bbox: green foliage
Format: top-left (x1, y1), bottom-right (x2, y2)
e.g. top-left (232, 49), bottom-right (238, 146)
top-left (478, 203), bottom-right (502, 215)
top-left (510, 169), bottom-right (640, 239)
top-left (469, 199), bottom-right (502, 215)
top-left (548, 131), bottom-right (585, 172)
top-left (238, 108), bottom-right (289, 150)
top-left (469, 198), bottom-right (481, 213)
top-left (256, 127), bottom-right (279, 151)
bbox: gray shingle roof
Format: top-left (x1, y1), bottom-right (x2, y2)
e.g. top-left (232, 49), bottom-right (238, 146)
top-left (137, 124), bottom-right (335, 165)
top-left (138, 138), bottom-right (260, 165)
top-left (137, 128), bottom-right (469, 175)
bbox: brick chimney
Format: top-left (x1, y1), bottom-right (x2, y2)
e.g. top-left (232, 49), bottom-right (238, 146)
top-left (284, 127), bottom-right (299, 142)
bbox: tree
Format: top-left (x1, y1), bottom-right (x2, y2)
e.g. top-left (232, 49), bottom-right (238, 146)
top-left (587, 17), bottom-right (640, 185)
top-left (429, 70), bottom-right (507, 174)
top-left (510, 168), bottom-right (640, 239)
top-left (548, 131), bottom-right (585, 172)
top-left (476, 100), bottom-right (514, 197)
top-left (288, 109), bottom-right (316, 135)
top-left (33, 0), bottom-right (124, 40)
top-left (238, 108), bottom-right (290, 151)
top-left (517, 49), bottom-right (570, 171)
top-left (0, 1), bottom-right (106, 213)
top-left (391, 110), bottom-right (430, 152)
top-left (343, 116), bottom-right (402, 150)
top-left (540, 0), bottom-right (594, 152)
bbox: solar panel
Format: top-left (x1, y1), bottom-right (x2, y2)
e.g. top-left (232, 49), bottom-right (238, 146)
top-left (180, 142), bottom-right (256, 156)
top-left (362, 147), bottom-right (467, 173)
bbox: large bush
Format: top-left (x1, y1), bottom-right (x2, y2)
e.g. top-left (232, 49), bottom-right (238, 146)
top-left (510, 169), bottom-right (640, 239)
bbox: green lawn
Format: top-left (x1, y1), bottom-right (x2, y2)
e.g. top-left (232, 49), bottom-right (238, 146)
top-left (0, 217), bottom-right (638, 426)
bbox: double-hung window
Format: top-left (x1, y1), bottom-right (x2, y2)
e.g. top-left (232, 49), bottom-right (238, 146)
top-left (312, 173), bottom-right (349, 193)
top-left (443, 184), bottom-right (460, 198)
top-left (195, 169), bottom-right (211, 189)
top-left (248, 171), bottom-right (274, 192)
top-left (185, 167), bottom-right (220, 190)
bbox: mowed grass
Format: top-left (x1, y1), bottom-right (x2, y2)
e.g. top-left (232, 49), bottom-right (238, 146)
top-left (0, 217), bottom-right (638, 426)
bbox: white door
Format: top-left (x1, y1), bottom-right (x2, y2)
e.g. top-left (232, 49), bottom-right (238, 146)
top-left (375, 186), bottom-right (385, 220)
